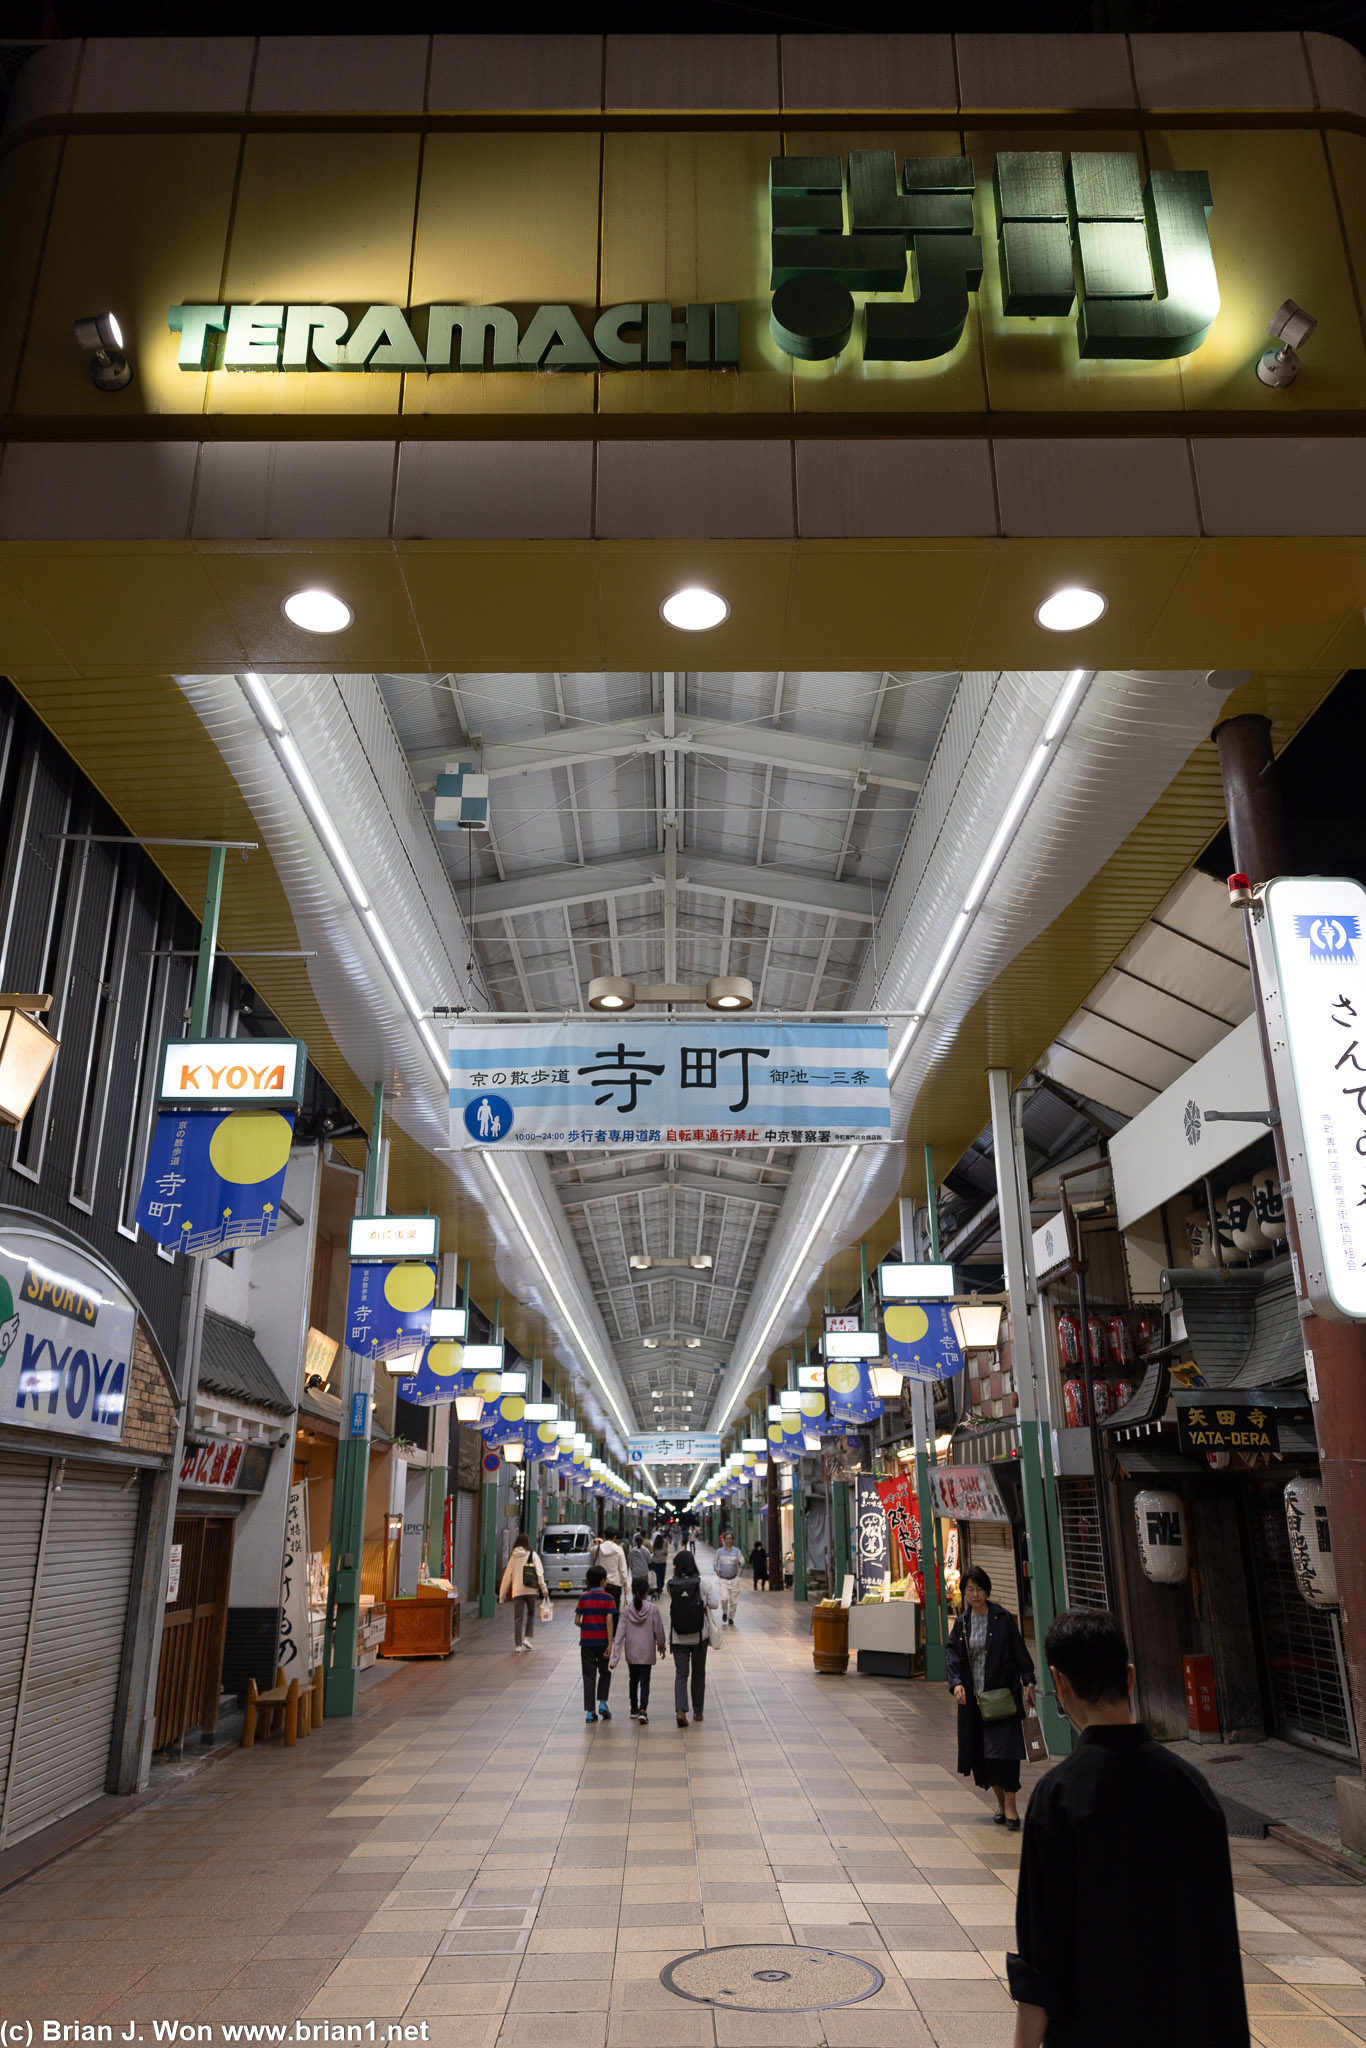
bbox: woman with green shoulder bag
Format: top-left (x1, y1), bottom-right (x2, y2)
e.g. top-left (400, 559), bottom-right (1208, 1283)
top-left (945, 1565), bottom-right (1037, 1830)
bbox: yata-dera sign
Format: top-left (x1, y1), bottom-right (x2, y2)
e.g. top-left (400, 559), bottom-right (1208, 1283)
top-left (169, 302), bottom-right (739, 374)
top-left (158, 1038), bottom-right (306, 1108)
top-left (0, 1230), bottom-right (136, 1444)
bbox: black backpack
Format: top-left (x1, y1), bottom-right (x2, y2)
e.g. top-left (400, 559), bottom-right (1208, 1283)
top-left (670, 1576), bottom-right (706, 1636)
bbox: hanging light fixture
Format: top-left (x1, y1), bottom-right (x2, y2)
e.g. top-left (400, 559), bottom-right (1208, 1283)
top-left (869, 1364), bottom-right (906, 1400)
top-left (949, 1300), bottom-right (1005, 1352)
top-left (504, 1439), bottom-right (525, 1463)
top-left (454, 1391), bottom-right (486, 1424)
top-left (0, 995), bottom-right (60, 1126)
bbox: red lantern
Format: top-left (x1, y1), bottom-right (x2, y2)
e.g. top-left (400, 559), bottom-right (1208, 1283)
top-left (1106, 1316), bottom-right (1133, 1366)
top-left (1062, 1378), bottom-right (1089, 1429)
top-left (1134, 1312), bottom-right (1158, 1359)
top-left (1057, 1313), bottom-right (1082, 1366)
top-left (1086, 1315), bottom-right (1106, 1367)
top-left (1110, 1376), bottom-right (1135, 1414)
top-left (1091, 1378), bottom-right (1114, 1423)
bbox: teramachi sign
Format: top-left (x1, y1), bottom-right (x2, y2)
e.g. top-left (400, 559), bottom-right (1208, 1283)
top-left (158, 1038), bottom-right (306, 1108)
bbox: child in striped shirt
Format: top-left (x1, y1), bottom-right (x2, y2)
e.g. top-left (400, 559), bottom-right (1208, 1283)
top-left (574, 1564), bottom-right (617, 1724)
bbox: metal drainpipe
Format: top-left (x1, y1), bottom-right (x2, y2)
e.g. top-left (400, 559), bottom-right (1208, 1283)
top-left (1058, 1164), bottom-right (1117, 1610)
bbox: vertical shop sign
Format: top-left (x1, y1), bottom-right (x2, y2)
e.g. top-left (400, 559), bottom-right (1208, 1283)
top-left (279, 1483), bottom-right (313, 1675)
top-left (1252, 875), bottom-right (1366, 1319)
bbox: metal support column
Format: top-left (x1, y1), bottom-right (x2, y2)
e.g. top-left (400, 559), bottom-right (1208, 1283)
top-left (478, 1300), bottom-right (502, 1619)
top-left (987, 1068), bottom-right (1072, 1756)
top-left (189, 844), bottom-right (226, 1040)
top-left (904, 1181), bottom-right (950, 1681)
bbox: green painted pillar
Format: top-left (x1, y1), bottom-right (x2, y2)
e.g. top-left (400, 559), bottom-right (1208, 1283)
top-left (189, 844), bottom-right (226, 1039)
top-left (791, 1461), bottom-right (807, 1602)
top-left (906, 1178), bottom-right (950, 1682)
top-left (324, 1083), bottom-right (384, 1719)
top-left (478, 1299), bottom-right (502, 1620)
top-left (424, 1405), bottom-right (450, 1577)
top-left (832, 1479), bottom-right (852, 1592)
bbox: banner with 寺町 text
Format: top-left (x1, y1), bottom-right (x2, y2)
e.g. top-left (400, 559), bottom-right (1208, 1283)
top-left (448, 1022), bottom-right (890, 1151)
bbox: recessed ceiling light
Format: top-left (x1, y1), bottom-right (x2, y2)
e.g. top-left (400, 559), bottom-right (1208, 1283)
top-left (283, 588), bottom-right (353, 634)
top-left (1035, 587), bottom-right (1106, 632)
top-left (660, 587), bottom-right (729, 632)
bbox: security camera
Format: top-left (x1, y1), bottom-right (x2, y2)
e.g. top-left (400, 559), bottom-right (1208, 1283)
top-left (1257, 300), bottom-right (1317, 388)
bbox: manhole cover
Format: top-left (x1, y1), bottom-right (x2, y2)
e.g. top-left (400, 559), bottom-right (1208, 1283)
top-left (662, 1945), bottom-right (884, 2013)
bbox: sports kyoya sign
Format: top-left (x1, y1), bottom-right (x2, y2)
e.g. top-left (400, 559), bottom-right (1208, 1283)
top-left (1252, 876), bottom-right (1366, 1321)
top-left (166, 143), bottom-right (1216, 378)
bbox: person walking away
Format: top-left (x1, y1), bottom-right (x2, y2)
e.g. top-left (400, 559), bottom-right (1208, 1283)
top-left (749, 1537), bottom-right (768, 1592)
top-left (667, 1549), bottom-right (719, 1726)
top-left (945, 1565), bottom-right (1036, 1829)
top-left (1008, 1608), bottom-right (1248, 2048)
top-left (592, 1526), bottom-right (629, 1612)
top-left (627, 1533), bottom-right (653, 1595)
top-left (498, 1528), bottom-right (548, 1653)
top-left (650, 1531), bottom-right (668, 1597)
top-left (610, 1573), bottom-right (667, 1723)
top-left (574, 1564), bottom-right (617, 1724)
top-left (715, 1528), bottom-right (744, 1624)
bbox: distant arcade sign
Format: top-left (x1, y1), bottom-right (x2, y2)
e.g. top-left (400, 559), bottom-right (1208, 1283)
top-left (158, 1038), bottom-right (305, 1108)
top-left (349, 1215), bottom-right (440, 1262)
top-left (169, 302), bottom-right (739, 374)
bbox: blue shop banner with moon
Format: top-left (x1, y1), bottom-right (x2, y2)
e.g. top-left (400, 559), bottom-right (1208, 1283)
top-left (883, 1303), bottom-right (964, 1382)
top-left (135, 1108), bottom-right (295, 1256)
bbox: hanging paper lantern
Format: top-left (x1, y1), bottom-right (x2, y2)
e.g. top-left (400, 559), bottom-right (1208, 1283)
top-left (1225, 1182), bottom-right (1261, 1261)
top-left (824, 1358), bottom-right (884, 1426)
top-left (1254, 1168), bottom-right (1285, 1246)
top-left (1285, 1477), bottom-right (1338, 1607)
top-left (1134, 1489), bottom-right (1189, 1584)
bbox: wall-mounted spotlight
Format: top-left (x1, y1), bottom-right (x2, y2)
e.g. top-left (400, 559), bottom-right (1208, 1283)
top-left (74, 313), bottom-right (131, 392)
top-left (587, 975), bottom-right (754, 1013)
top-left (1257, 300), bottom-right (1317, 388)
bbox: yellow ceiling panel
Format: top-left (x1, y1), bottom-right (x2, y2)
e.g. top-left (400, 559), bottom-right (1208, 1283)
top-left (398, 543), bottom-right (604, 671)
top-left (6, 550), bottom-right (247, 672)
top-left (415, 132), bottom-right (602, 307)
top-left (782, 543), bottom-right (995, 669)
top-left (596, 542), bottom-right (795, 672)
top-left (195, 547), bottom-right (431, 671)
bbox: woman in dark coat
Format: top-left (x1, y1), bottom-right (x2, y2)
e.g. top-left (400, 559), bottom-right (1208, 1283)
top-left (945, 1564), bottom-right (1037, 1830)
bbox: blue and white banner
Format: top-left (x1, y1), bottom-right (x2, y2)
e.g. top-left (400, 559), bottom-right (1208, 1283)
top-left (136, 1107), bottom-right (295, 1256)
top-left (628, 1432), bottom-right (722, 1463)
top-left (449, 1022), bottom-right (890, 1151)
top-left (345, 1259), bottom-right (437, 1361)
top-left (883, 1304), bottom-right (965, 1382)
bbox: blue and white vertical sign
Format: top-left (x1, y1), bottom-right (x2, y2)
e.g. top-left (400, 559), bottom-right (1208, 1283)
top-left (449, 1022), bottom-right (890, 1150)
top-left (1254, 874), bottom-right (1366, 1320)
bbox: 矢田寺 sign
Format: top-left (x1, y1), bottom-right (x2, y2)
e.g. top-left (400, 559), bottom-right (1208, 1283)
top-left (0, 1230), bottom-right (135, 1444)
top-left (1175, 1394), bottom-right (1279, 1458)
top-left (158, 1038), bottom-right (306, 1108)
top-left (928, 1464), bottom-right (1010, 1523)
top-left (1252, 875), bottom-right (1366, 1320)
top-left (449, 1022), bottom-right (890, 1151)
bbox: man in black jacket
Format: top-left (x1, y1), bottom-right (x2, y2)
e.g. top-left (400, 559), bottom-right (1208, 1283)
top-left (1008, 1609), bottom-right (1249, 2048)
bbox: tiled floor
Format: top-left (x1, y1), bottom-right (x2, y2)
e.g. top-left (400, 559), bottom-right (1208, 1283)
top-left (5, 1560), bottom-right (1366, 2046)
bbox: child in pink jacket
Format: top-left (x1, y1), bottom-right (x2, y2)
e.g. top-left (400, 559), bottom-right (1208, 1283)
top-left (610, 1574), bottom-right (668, 1723)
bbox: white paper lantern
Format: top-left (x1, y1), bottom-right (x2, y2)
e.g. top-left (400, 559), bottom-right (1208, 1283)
top-left (1284, 1477), bottom-right (1338, 1608)
top-left (1225, 1182), bottom-right (1260, 1260)
top-left (1254, 1168), bottom-right (1286, 1246)
top-left (1180, 1206), bottom-right (1214, 1270)
top-left (1212, 1194), bottom-right (1244, 1264)
top-left (1134, 1489), bottom-right (1190, 1584)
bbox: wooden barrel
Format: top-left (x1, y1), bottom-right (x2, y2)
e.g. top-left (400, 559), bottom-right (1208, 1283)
top-left (810, 1603), bottom-right (849, 1673)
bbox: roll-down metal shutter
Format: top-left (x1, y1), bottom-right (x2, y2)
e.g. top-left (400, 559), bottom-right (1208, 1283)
top-left (962, 1520), bottom-right (1021, 1620)
top-left (0, 1453), bottom-right (50, 1832)
top-left (1, 1459), bottom-right (141, 1846)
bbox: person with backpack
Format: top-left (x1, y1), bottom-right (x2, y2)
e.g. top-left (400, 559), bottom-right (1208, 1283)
top-left (667, 1549), bottom-right (720, 1727)
top-left (610, 1573), bottom-right (668, 1723)
top-left (498, 1528), bottom-right (548, 1653)
top-left (714, 1528), bottom-right (744, 1624)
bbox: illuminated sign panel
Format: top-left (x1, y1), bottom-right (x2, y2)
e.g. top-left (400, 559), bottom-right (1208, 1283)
top-left (158, 1039), bottom-right (305, 1107)
top-left (348, 1215), bottom-right (440, 1262)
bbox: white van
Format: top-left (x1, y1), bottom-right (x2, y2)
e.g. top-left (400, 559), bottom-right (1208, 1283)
top-left (541, 1524), bottom-right (595, 1596)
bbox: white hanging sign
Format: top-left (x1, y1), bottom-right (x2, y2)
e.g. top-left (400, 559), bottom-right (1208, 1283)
top-left (1284, 1476), bottom-right (1338, 1608)
top-left (1134, 1488), bottom-right (1189, 1584)
top-left (1252, 875), bottom-right (1366, 1320)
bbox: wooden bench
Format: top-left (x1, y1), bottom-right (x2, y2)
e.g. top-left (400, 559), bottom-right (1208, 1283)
top-left (241, 1662), bottom-right (326, 1747)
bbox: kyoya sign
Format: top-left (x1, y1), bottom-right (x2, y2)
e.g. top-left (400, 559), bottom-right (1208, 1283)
top-left (0, 1229), bottom-right (136, 1444)
top-left (1252, 876), bottom-right (1366, 1319)
top-left (169, 302), bottom-right (739, 374)
top-left (928, 1463), bottom-right (1010, 1523)
top-left (159, 1038), bottom-right (306, 1108)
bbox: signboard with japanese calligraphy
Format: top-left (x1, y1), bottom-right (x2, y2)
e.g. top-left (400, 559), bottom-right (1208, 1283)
top-left (180, 1439), bottom-right (246, 1489)
top-left (135, 1106), bottom-right (296, 1256)
top-left (1174, 1393), bottom-right (1279, 1456)
top-left (345, 1258), bottom-right (437, 1360)
top-left (279, 1482), bottom-right (314, 1672)
top-left (883, 1303), bottom-right (965, 1382)
top-left (448, 1022), bottom-right (890, 1150)
top-left (928, 1463), bottom-right (1010, 1522)
top-left (1253, 875), bottom-right (1366, 1320)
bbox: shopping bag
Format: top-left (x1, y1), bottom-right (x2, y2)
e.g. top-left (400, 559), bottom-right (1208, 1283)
top-left (1022, 1708), bottom-right (1049, 1763)
top-left (538, 1600), bottom-right (553, 1623)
